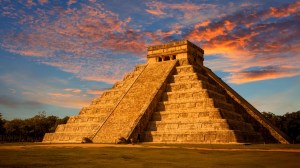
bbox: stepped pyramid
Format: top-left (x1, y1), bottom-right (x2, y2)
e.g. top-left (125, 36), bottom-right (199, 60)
top-left (43, 40), bottom-right (290, 144)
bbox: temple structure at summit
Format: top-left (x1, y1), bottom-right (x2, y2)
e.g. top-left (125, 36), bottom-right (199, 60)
top-left (43, 40), bottom-right (290, 144)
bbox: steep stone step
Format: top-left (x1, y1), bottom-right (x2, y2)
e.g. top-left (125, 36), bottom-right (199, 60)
top-left (55, 123), bottom-right (99, 133)
top-left (170, 73), bottom-right (208, 83)
top-left (157, 99), bottom-right (234, 112)
top-left (67, 114), bottom-right (107, 123)
top-left (143, 130), bottom-right (264, 143)
top-left (152, 109), bottom-right (243, 121)
top-left (78, 106), bottom-right (114, 115)
top-left (213, 109), bottom-right (244, 120)
top-left (151, 110), bottom-right (210, 121)
top-left (147, 119), bottom-right (254, 132)
top-left (91, 97), bottom-right (120, 105)
top-left (166, 80), bottom-right (224, 93)
top-left (166, 81), bottom-right (206, 92)
top-left (43, 132), bottom-right (90, 143)
top-left (92, 61), bottom-right (177, 143)
top-left (175, 65), bottom-right (206, 75)
top-left (97, 89), bottom-right (125, 100)
top-left (162, 90), bottom-right (226, 102)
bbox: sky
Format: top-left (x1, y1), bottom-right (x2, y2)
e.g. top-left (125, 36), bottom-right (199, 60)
top-left (0, 0), bottom-right (299, 120)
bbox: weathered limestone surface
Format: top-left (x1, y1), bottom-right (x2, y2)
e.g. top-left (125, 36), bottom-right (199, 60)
top-left (92, 61), bottom-right (177, 143)
top-left (43, 40), bottom-right (290, 144)
top-left (204, 67), bottom-right (290, 144)
top-left (143, 62), bottom-right (264, 143)
top-left (43, 64), bottom-right (147, 143)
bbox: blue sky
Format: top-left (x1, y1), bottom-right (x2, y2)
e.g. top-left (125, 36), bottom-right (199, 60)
top-left (0, 0), bottom-right (299, 119)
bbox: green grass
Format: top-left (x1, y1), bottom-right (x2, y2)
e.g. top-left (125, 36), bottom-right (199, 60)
top-left (0, 143), bottom-right (300, 168)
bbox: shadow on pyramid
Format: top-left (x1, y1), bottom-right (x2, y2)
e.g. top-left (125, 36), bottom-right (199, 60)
top-left (43, 40), bottom-right (290, 144)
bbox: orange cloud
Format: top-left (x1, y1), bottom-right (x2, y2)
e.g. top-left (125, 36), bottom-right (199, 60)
top-left (185, 1), bottom-right (300, 84)
top-left (38, 0), bottom-right (48, 5)
top-left (227, 68), bottom-right (300, 84)
top-left (267, 1), bottom-right (300, 18)
top-left (64, 88), bottom-right (82, 93)
top-left (146, 9), bottom-right (166, 16)
top-left (67, 0), bottom-right (77, 7)
top-left (48, 92), bottom-right (72, 98)
top-left (86, 89), bottom-right (106, 95)
top-left (1, 0), bottom-right (299, 85)
top-left (194, 20), bottom-right (210, 29)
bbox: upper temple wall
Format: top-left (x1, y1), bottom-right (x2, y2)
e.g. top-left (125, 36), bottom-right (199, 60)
top-left (147, 40), bottom-right (204, 65)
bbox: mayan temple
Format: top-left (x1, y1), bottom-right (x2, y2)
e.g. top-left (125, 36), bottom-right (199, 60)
top-left (43, 40), bottom-right (290, 144)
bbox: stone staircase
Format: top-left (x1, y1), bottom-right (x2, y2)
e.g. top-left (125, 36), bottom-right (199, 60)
top-left (43, 64), bottom-right (148, 143)
top-left (43, 40), bottom-right (290, 144)
top-left (143, 63), bottom-right (264, 143)
top-left (92, 60), bottom-right (177, 143)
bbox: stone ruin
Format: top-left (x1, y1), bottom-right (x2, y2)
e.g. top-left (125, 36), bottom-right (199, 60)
top-left (43, 40), bottom-right (290, 144)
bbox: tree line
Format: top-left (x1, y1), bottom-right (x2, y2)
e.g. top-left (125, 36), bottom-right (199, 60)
top-left (0, 110), bottom-right (299, 143)
top-left (261, 110), bottom-right (300, 143)
top-left (0, 112), bottom-right (68, 142)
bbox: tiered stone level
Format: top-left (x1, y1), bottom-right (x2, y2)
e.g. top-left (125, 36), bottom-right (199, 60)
top-left (92, 61), bottom-right (177, 143)
top-left (43, 64), bottom-right (148, 143)
top-left (144, 63), bottom-right (263, 143)
top-left (43, 40), bottom-right (290, 144)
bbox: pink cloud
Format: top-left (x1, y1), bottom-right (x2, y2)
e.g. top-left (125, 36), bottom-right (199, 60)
top-left (185, 1), bottom-right (300, 84)
top-left (227, 68), bottom-right (300, 84)
top-left (64, 88), bottom-right (82, 93)
top-left (1, 2), bottom-right (151, 84)
top-left (145, 9), bottom-right (166, 16)
top-left (86, 89), bottom-right (105, 95)
top-left (38, 0), bottom-right (48, 5)
top-left (48, 92), bottom-right (72, 98)
top-left (266, 1), bottom-right (300, 18)
top-left (67, 0), bottom-right (77, 7)
top-left (42, 62), bottom-right (81, 74)
top-left (1, 0), bottom-right (299, 85)
top-left (145, 1), bottom-right (253, 25)
top-left (194, 20), bottom-right (211, 29)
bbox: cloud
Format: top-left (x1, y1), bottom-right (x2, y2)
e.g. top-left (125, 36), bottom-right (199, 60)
top-left (226, 66), bottom-right (300, 84)
top-left (0, 95), bottom-right (43, 109)
top-left (1, 0), bottom-right (299, 86)
top-left (86, 89), bottom-right (106, 95)
top-left (64, 88), bottom-right (82, 93)
top-left (67, 0), bottom-right (77, 7)
top-left (38, 0), bottom-right (48, 5)
top-left (184, 1), bottom-right (300, 84)
top-left (144, 1), bottom-right (259, 25)
top-left (0, 72), bottom-right (91, 109)
top-left (266, 1), bottom-right (300, 18)
top-left (48, 92), bottom-right (72, 98)
top-left (0, 1), bottom-right (151, 84)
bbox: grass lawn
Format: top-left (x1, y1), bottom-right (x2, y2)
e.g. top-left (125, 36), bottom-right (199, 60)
top-left (0, 143), bottom-right (300, 168)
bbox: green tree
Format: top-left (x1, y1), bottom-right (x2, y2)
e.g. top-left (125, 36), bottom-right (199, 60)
top-left (4, 119), bottom-right (24, 135)
top-left (262, 111), bottom-right (300, 143)
top-left (0, 113), bottom-right (6, 135)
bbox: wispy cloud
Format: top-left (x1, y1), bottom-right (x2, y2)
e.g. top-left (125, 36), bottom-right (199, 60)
top-left (0, 95), bottom-right (43, 109)
top-left (48, 92), bottom-right (72, 98)
top-left (0, 1), bottom-right (151, 84)
top-left (0, 0), bottom-right (299, 86)
top-left (145, 1), bottom-right (257, 25)
top-left (86, 89), bottom-right (106, 95)
top-left (0, 72), bottom-right (91, 109)
top-left (38, 0), bottom-right (48, 5)
top-left (227, 66), bottom-right (300, 84)
top-left (64, 88), bottom-right (82, 93)
top-left (184, 1), bottom-right (300, 84)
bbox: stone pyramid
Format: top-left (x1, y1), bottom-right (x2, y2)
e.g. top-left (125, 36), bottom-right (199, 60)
top-left (43, 40), bottom-right (290, 144)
